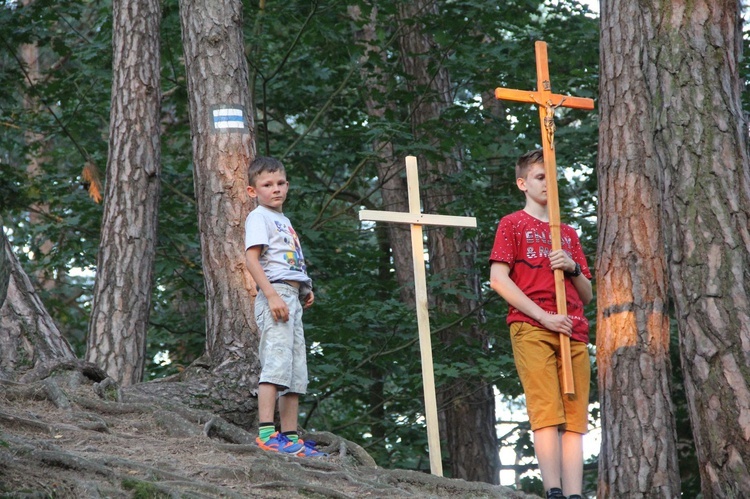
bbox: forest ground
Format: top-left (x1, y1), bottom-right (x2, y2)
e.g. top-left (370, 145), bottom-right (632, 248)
top-left (0, 366), bottom-right (533, 498)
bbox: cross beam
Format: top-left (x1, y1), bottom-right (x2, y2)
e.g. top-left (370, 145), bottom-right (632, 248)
top-left (495, 41), bottom-right (595, 395)
top-left (359, 155), bottom-right (477, 476)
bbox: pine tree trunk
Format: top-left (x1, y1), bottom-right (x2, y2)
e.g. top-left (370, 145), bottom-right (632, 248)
top-left (596, 0), bottom-right (681, 495)
top-left (179, 0), bottom-right (258, 376)
top-left (1, 228), bottom-right (76, 378)
top-left (349, 3), bottom-right (415, 304)
top-left (349, 3), bottom-right (416, 456)
top-left (396, 0), bottom-right (498, 484)
top-left (86, 0), bottom-right (162, 386)
top-left (642, 1), bottom-right (750, 495)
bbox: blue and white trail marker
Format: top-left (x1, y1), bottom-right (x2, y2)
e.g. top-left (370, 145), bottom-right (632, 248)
top-left (211, 105), bottom-right (248, 133)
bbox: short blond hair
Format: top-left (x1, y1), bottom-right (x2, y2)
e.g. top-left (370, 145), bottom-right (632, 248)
top-left (516, 149), bottom-right (544, 180)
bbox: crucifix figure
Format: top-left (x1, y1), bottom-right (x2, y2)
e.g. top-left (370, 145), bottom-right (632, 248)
top-left (495, 41), bottom-right (594, 395)
top-left (359, 156), bottom-right (477, 477)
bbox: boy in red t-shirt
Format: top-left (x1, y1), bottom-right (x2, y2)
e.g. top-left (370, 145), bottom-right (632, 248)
top-left (489, 150), bottom-right (593, 499)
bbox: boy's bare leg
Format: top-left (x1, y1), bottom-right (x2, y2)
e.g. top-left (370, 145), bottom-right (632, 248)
top-left (561, 430), bottom-right (584, 496)
top-left (278, 392), bottom-right (300, 433)
top-left (534, 426), bottom-right (562, 491)
top-left (258, 382), bottom-right (278, 424)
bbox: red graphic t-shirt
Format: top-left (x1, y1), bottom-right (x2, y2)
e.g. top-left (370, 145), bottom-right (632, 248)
top-left (489, 210), bottom-right (591, 343)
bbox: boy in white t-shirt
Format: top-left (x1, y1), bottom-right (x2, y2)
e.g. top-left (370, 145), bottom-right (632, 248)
top-left (244, 156), bottom-right (324, 458)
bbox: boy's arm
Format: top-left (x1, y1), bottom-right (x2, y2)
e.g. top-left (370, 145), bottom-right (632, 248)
top-left (489, 261), bottom-right (573, 336)
top-left (569, 271), bottom-right (593, 305)
top-left (245, 246), bottom-right (290, 322)
top-left (548, 249), bottom-right (593, 305)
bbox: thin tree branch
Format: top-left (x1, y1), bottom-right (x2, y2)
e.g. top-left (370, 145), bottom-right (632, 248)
top-left (0, 35), bottom-right (92, 165)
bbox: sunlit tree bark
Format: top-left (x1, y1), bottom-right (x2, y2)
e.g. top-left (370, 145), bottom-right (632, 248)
top-left (179, 0), bottom-right (257, 374)
top-left (596, 0), bottom-right (681, 495)
top-left (641, 0), bottom-right (750, 495)
top-left (86, 0), bottom-right (162, 386)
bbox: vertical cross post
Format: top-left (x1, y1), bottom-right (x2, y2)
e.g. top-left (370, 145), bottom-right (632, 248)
top-left (495, 41), bottom-right (595, 395)
top-left (359, 155), bottom-right (477, 476)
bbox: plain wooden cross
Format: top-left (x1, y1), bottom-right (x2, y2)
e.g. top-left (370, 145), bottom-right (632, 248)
top-left (494, 41), bottom-right (595, 395)
top-left (359, 156), bottom-right (477, 477)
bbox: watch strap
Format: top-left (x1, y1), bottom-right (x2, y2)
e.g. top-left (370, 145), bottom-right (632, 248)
top-left (565, 262), bottom-right (582, 277)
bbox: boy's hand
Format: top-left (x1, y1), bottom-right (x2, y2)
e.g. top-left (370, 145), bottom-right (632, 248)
top-left (539, 312), bottom-right (573, 337)
top-left (303, 290), bottom-right (315, 309)
top-left (548, 249), bottom-right (576, 274)
top-left (268, 293), bottom-right (290, 322)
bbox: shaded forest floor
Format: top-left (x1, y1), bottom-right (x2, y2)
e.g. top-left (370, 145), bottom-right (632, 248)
top-left (0, 367), bottom-right (533, 498)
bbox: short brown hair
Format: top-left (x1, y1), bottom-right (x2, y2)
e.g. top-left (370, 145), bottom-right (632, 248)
top-left (248, 156), bottom-right (286, 186)
top-left (516, 149), bottom-right (544, 180)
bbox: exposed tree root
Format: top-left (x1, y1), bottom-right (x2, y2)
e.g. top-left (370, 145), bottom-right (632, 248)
top-left (0, 364), bottom-right (530, 498)
top-left (2, 377), bottom-right (72, 408)
top-left (251, 480), bottom-right (356, 498)
top-left (33, 448), bottom-right (115, 477)
top-left (71, 393), bottom-right (154, 415)
top-left (297, 430), bottom-right (377, 467)
top-left (18, 359), bottom-right (107, 385)
top-left (0, 410), bottom-right (52, 433)
top-left (92, 376), bottom-right (122, 402)
top-left (201, 414), bottom-right (256, 444)
top-left (147, 479), bottom-right (248, 499)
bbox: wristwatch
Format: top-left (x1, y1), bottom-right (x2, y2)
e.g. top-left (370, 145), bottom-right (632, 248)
top-left (565, 262), bottom-right (582, 278)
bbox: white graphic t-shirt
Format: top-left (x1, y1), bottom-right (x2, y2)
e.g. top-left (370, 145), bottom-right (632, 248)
top-left (244, 205), bottom-right (312, 293)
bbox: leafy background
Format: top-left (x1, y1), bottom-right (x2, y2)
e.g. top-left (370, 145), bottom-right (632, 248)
top-left (2, 0), bottom-right (731, 494)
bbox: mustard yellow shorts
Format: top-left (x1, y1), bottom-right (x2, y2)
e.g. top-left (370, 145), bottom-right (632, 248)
top-left (510, 322), bottom-right (590, 434)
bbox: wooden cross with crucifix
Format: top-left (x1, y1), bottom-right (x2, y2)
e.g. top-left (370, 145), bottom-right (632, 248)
top-left (359, 156), bottom-right (477, 477)
top-left (495, 41), bottom-right (595, 395)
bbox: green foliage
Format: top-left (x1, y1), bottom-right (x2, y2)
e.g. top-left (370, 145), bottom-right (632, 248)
top-left (519, 474), bottom-right (545, 496)
top-left (0, 0), bottom-right (112, 348)
top-left (1, 0), bottom-right (607, 486)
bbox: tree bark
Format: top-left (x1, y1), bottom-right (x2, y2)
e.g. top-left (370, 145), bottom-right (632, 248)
top-left (396, 0), bottom-right (498, 484)
top-left (643, 0), bottom-right (750, 495)
top-left (596, 0), bottom-right (681, 496)
top-left (179, 0), bottom-right (258, 379)
top-left (348, 4), bottom-right (415, 305)
top-left (0, 228), bottom-right (76, 379)
top-left (0, 226), bottom-right (8, 309)
top-left (86, 0), bottom-right (162, 386)
top-left (347, 3), bottom-right (417, 458)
